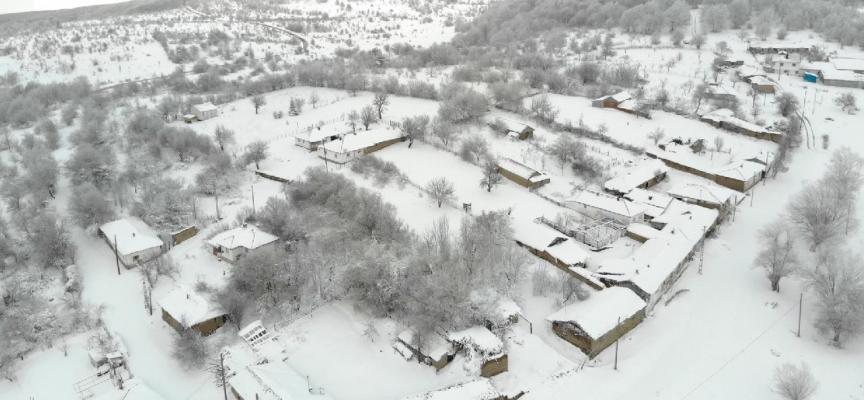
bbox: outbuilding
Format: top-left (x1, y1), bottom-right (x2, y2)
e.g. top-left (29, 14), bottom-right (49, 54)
top-left (497, 158), bottom-right (550, 190)
top-left (192, 102), bottom-right (218, 121)
top-left (490, 117), bottom-right (534, 140)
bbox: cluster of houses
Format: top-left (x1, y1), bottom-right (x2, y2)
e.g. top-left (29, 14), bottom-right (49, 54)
top-left (746, 42), bottom-right (864, 88)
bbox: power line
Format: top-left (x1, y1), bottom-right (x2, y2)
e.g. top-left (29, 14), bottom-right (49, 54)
top-left (678, 302), bottom-right (798, 400)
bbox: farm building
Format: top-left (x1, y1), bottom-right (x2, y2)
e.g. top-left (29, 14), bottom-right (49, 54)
top-left (623, 188), bottom-right (675, 221)
top-left (820, 69), bottom-right (864, 89)
top-left (591, 91), bottom-right (631, 108)
top-left (747, 42), bottom-right (809, 54)
top-left (596, 202), bottom-right (718, 310)
top-left (317, 127), bottom-right (405, 164)
top-left (158, 286), bottom-right (227, 336)
top-left (831, 57), bottom-right (864, 74)
top-left (490, 117), bottom-right (534, 140)
top-left (666, 183), bottom-right (742, 213)
top-left (228, 360), bottom-right (333, 400)
top-left (704, 83), bottom-right (736, 101)
top-left (99, 218), bottom-right (164, 268)
top-left (294, 125), bottom-right (349, 151)
top-left (400, 379), bottom-right (503, 400)
top-left (446, 327), bottom-right (508, 378)
top-left (206, 224), bottom-right (279, 263)
top-left (603, 159), bottom-right (669, 195)
top-left (497, 158), bottom-right (550, 189)
top-left (766, 53), bottom-right (802, 76)
top-left (749, 76), bottom-right (776, 94)
top-left (512, 220), bottom-right (601, 290)
top-left (547, 287), bottom-right (646, 359)
top-left (700, 108), bottom-right (783, 143)
top-left (394, 328), bottom-right (454, 371)
top-left (564, 190), bottom-right (647, 225)
top-left (191, 102), bottom-right (218, 121)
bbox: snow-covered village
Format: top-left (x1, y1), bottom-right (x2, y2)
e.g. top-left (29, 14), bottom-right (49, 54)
top-left (0, 0), bottom-right (863, 399)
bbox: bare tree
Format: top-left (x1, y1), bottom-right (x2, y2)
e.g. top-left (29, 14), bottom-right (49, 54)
top-left (309, 91), bottom-right (321, 109)
top-left (426, 177), bottom-right (455, 208)
top-left (373, 92), bottom-right (390, 120)
top-left (479, 155), bottom-right (502, 192)
top-left (213, 287), bottom-right (249, 330)
top-left (346, 110), bottom-right (360, 133)
top-left (713, 136), bottom-right (725, 153)
top-left (647, 128), bottom-right (666, 145)
top-left (803, 250), bottom-right (864, 346)
top-left (68, 183), bottom-right (115, 229)
top-left (360, 105), bottom-right (378, 130)
top-left (787, 182), bottom-right (852, 251)
top-left (430, 117), bottom-right (458, 147)
top-left (172, 329), bottom-right (208, 370)
top-left (550, 135), bottom-right (576, 174)
top-left (834, 93), bottom-right (858, 114)
top-left (773, 362), bottom-right (818, 400)
top-left (213, 125), bottom-right (235, 151)
top-left (753, 219), bottom-right (799, 292)
top-left (251, 94), bottom-right (266, 115)
top-left (243, 141), bottom-right (269, 170)
top-left (777, 93), bottom-right (800, 117)
top-left (691, 34), bottom-right (706, 50)
top-left (401, 115), bottom-right (429, 147)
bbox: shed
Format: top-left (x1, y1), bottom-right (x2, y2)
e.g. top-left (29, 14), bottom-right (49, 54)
top-left (497, 158), bottom-right (550, 189)
top-left (547, 287), bottom-right (646, 358)
top-left (99, 218), bottom-right (164, 268)
top-left (206, 224), bottom-right (279, 263)
top-left (512, 220), bottom-right (601, 289)
top-left (158, 286), bottom-right (227, 336)
top-left (192, 102), bottom-right (218, 121)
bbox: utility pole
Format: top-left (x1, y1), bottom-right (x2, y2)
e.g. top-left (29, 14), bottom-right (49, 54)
top-left (614, 317), bottom-right (621, 371)
top-left (220, 352), bottom-right (228, 400)
top-left (114, 235), bottom-right (121, 275)
top-left (750, 183), bottom-right (755, 207)
top-left (797, 293), bottom-right (803, 338)
top-left (251, 185), bottom-right (256, 215)
top-left (698, 226), bottom-right (706, 275)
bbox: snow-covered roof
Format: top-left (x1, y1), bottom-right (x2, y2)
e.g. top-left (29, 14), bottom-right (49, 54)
top-left (397, 328), bottom-right (451, 360)
top-left (616, 99), bottom-right (637, 111)
top-left (546, 287), bottom-right (646, 339)
top-left (624, 188), bottom-right (674, 212)
top-left (713, 160), bottom-right (766, 182)
top-left (627, 223), bottom-right (661, 240)
top-left (158, 286), bottom-right (225, 327)
top-left (545, 238), bottom-right (590, 266)
top-left (748, 42), bottom-right (809, 50)
top-left (604, 159), bottom-right (669, 194)
top-left (193, 102), bottom-right (217, 112)
top-left (768, 53), bottom-right (801, 63)
top-left (831, 57), bottom-right (864, 72)
top-left (820, 68), bottom-right (864, 82)
top-left (651, 199), bottom-right (719, 233)
top-left (567, 190), bottom-right (648, 219)
top-left (446, 326), bottom-right (504, 356)
top-left (320, 127), bottom-right (403, 153)
top-left (498, 158), bottom-right (542, 181)
top-left (400, 379), bottom-right (501, 400)
top-left (295, 124), bottom-right (349, 143)
top-left (99, 218), bottom-right (163, 256)
top-left (492, 117), bottom-right (532, 133)
top-left (512, 219), bottom-right (567, 251)
top-left (749, 76), bottom-right (774, 86)
top-left (207, 224), bottom-right (279, 251)
top-left (737, 65), bottom-right (766, 77)
top-left (702, 109), bottom-right (780, 137)
top-left (229, 361), bottom-right (333, 400)
top-left (598, 91), bottom-right (631, 102)
top-left (667, 183), bottom-right (741, 205)
top-left (706, 84), bottom-right (735, 96)
top-left (799, 61), bottom-right (833, 71)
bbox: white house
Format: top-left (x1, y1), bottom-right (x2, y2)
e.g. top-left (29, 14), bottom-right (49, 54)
top-left (207, 224), bottom-right (279, 262)
top-left (99, 218), bottom-right (164, 268)
top-left (564, 190), bottom-right (647, 224)
top-left (294, 125), bottom-right (349, 151)
top-left (316, 127), bottom-right (404, 165)
top-left (192, 102), bottom-right (218, 121)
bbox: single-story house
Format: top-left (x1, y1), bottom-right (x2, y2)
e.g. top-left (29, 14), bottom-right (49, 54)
top-left (603, 159), bottom-right (669, 196)
top-left (158, 286), bottom-right (227, 336)
top-left (99, 218), bottom-right (164, 268)
top-left (564, 190), bottom-right (647, 225)
top-left (622, 188), bottom-right (675, 221)
top-left (394, 328), bottom-right (454, 371)
top-left (799, 61), bottom-right (833, 77)
top-left (228, 360), bottom-right (333, 400)
top-left (701, 108), bottom-right (783, 143)
top-left (713, 160), bottom-right (767, 192)
top-left (317, 127), bottom-right (405, 164)
top-left (646, 146), bottom-right (768, 193)
top-left (446, 327), bottom-right (508, 378)
top-left (512, 220), bottom-right (602, 290)
top-left (591, 91), bottom-right (631, 108)
top-left (704, 83), bottom-right (736, 101)
top-left (490, 117), bottom-right (534, 140)
top-left (547, 287), bottom-right (646, 358)
top-left (497, 158), bottom-right (550, 190)
top-left (399, 379), bottom-right (503, 400)
top-left (294, 125), bottom-right (349, 151)
top-left (192, 102), bottom-right (218, 121)
top-left (666, 183), bottom-right (742, 212)
top-left (206, 224), bottom-right (279, 263)
top-left (747, 42), bottom-right (809, 55)
top-left (749, 76), bottom-right (776, 94)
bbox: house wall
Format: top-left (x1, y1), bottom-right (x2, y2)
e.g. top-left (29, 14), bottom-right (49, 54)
top-left (162, 308), bottom-right (185, 333)
top-left (118, 246), bottom-right (163, 268)
top-left (498, 168), bottom-right (532, 188)
top-left (192, 316), bottom-right (227, 336)
top-left (518, 129), bottom-right (534, 140)
top-left (211, 241), bottom-right (278, 263)
top-left (514, 241), bottom-right (603, 290)
top-left (822, 79), bottom-right (864, 89)
top-left (172, 226), bottom-right (197, 245)
top-left (480, 354), bottom-right (508, 377)
top-left (751, 83), bottom-right (776, 94)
